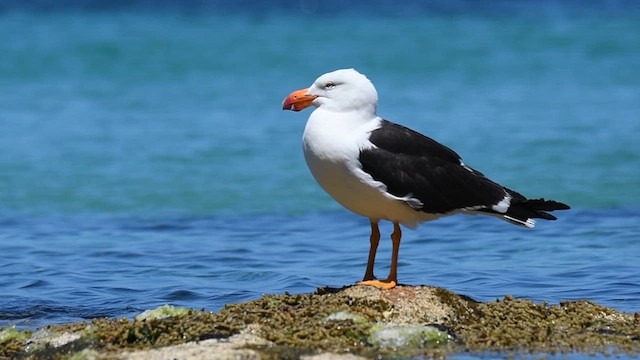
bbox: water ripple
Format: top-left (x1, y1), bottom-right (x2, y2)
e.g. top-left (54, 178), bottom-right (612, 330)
top-left (0, 208), bottom-right (638, 331)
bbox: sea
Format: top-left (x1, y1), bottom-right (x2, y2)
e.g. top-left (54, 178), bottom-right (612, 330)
top-left (1, 0), bottom-right (639, 357)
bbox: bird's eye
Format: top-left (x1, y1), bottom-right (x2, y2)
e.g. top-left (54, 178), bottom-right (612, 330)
top-left (324, 82), bottom-right (335, 90)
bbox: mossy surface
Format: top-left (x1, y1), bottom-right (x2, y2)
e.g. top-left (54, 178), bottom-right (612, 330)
top-left (0, 326), bottom-right (32, 359)
top-left (455, 295), bottom-right (640, 354)
top-left (2, 286), bottom-right (639, 359)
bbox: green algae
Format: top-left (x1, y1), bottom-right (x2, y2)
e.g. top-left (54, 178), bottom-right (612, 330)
top-left (19, 309), bottom-right (242, 359)
top-left (0, 326), bottom-right (32, 359)
top-left (229, 291), bottom-right (388, 354)
top-left (368, 325), bottom-right (450, 349)
top-left (432, 286), bottom-right (481, 324)
top-left (134, 304), bottom-right (191, 321)
top-left (0, 326), bottom-right (30, 343)
top-left (455, 295), bottom-right (640, 354)
top-left (2, 287), bottom-right (639, 359)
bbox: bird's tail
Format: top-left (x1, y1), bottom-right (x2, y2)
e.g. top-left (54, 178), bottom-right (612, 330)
top-left (500, 198), bottom-right (571, 228)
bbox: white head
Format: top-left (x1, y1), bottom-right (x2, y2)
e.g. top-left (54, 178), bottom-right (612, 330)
top-left (283, 69), bottom-right (378, 116)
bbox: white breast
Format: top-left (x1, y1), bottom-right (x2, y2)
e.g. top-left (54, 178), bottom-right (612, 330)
top-left (302, 109), bottom-right (441, 227)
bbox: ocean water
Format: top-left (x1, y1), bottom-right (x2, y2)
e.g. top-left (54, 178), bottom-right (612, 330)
top-left (1, 1), bottom-right (639, 353)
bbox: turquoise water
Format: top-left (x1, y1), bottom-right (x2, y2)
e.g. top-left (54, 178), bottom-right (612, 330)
top-left (1, 2), bottom-right (639, 353)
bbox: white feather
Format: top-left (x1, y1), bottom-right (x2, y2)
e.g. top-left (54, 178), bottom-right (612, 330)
top-left (491, 194), bottom-right (512, 213)
top-left (503, 215), bottom-right (536, 228)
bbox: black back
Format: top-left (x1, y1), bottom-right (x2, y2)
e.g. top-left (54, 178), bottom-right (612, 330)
top-left (359, 120), bottom-right (519, 214)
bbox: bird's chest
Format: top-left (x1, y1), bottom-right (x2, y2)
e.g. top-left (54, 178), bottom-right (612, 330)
top-left (301, 112), bottom-right (375, 186)
top-left (302, 118), bottom-right (366, 193)
top-left (303, 144), bottom-right (382, 219)
top-left (301, 113), bottom-right (387, 215)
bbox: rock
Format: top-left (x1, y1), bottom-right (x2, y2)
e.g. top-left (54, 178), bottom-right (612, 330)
top-left (323, 310), bottom-right (367, 323)
top-left (29, 328), bottom-right (82, 348)
top-left (301, 353), bottom-right (368, 360)
top-left (2, 285), bottom-right (639, 359)
top-left (368, 325), bottom-right (450, 349)
top-left (134, 304), bottom-right (191, 321)
top-left (118, 326), bottom-right (270, 360)
top-left (0, 326), bottom-right (30, 343)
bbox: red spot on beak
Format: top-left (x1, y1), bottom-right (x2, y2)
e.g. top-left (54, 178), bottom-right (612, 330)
top-left (282, 88), bottom-right (317, 112)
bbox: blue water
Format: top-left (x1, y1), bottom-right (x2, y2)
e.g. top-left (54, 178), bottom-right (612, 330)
top-left (1, 1), bottom-right (639, 350)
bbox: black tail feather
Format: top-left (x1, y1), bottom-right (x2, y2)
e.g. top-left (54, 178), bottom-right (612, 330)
top-left (506, 198), bottom-right (570, 223)
top-left (521, 198), bottom-right (571, 212)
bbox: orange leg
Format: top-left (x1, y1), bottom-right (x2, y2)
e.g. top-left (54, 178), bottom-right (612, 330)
top-left (358, 221), bottom-right (401, 290)
top-left (387, 222), bottom-right (401, 285)
top-left (362, 220), bottom-right (380, 281)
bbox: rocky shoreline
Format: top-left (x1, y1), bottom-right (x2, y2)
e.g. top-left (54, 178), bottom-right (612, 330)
top-left (2, 285), bottom-right (639, 359)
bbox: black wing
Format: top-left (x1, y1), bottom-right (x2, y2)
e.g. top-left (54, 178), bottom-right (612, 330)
top-left (359, 120), bottom-right (517, 214)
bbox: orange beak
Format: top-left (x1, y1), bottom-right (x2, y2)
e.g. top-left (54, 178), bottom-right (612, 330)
top-left (282, 88), bottom-right (317, 112)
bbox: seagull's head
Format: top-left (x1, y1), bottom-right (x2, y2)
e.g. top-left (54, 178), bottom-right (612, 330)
top-left (283, 68), bottom-right (378, 115)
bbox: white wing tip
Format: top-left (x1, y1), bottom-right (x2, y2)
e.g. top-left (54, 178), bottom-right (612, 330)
top-left (503, 215), bottom-right (536, 228)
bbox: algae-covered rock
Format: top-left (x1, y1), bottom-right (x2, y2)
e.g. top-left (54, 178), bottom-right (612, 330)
top-left (29, 328), bottom-right (82, 348)
top-left (368, 325), bottom-right (450, 349)
top-left (455, 295), bottom-right (640, 354)
top-left (0, 326), bottom-right (31, 359)
top-left (1, 286), bottom-right (639, 359)
top-left (0, 325), bottom-right (30, 343)
top-left (67, 348), bottom-right (100, 360)
top-left (135, 304), bottom-right (191, 321)
top-left (323, 310), bottom-right (367, 323)
top-left (120, 328), bottom-right (270, 360)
